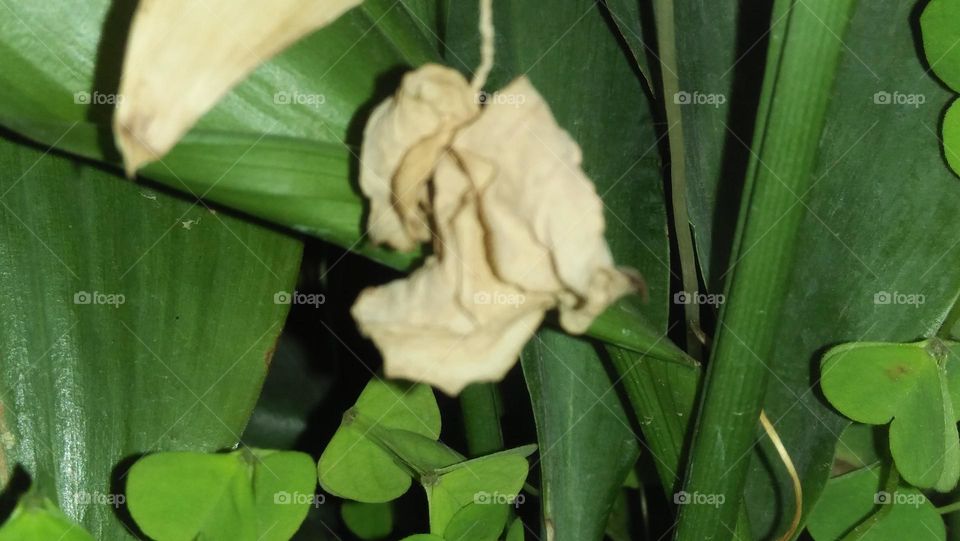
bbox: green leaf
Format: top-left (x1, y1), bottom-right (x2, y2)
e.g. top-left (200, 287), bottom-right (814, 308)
top-left (443, 502), bottom-right (509, 541)
top-left (743, 0), bottom-right (960, 536)
top-left (317, 380), bottom-right (440, 503)
top-left (678, 1), bottom-right (858, 538)
top-left (0, 133), bottom-right (300, 540)
top-left (521, 330), bottom-right (640, 541)
top-left (921, 0), bottom-right (960, 92)
top-left (126, 449), bottom-right (316, 541)
top-left (424, 452), bottom-right (529, 535)
top-left (806, 465), bottom-right (945, 541)
top-left (0, 498), bottom-right (95, 541)
top-left (942, 100), bottom-right (960, 176)
top-left (506, 518), bottom-right (525, 541)
top-left (821, 340), bottom-right (960, 492)
top-left (341, 501), bottom-right (393, 540)
top-left (399, 535), bottom-right (444, 541)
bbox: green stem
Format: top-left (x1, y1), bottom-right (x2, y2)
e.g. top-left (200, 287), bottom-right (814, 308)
top-left (675, 1), bottom-right (857, 539)
top-left (653, 0), bottom-right (703, 361)
top-left (459, 383), bottom-right (504, 456)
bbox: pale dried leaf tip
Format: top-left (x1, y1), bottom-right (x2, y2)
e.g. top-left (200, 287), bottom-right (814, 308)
top-left (114, 0), bottom-right (362, 175)
top-left (353, 64), bottom-right (642, 395)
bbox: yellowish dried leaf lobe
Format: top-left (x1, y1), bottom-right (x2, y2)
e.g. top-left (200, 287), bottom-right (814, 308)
top-left (353, 65), bottom-right (641, 395)
top-left (114, 0), bottom-right (361, 175)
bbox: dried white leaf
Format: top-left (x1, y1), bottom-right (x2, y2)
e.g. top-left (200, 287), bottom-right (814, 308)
top-left (353, 65), bottom-right (640, 395)
top-left (358, 64), bottom-right (478, 251)
top-left (114, 0), bottom-right (362, 175)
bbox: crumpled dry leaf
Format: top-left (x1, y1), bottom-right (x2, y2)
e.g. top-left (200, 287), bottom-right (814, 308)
top-left (358, 65), bottom-right (479, 251)
top-left (114, 0), bottom-right (362, 175)
top-left (352, 65), bottom-right (641, 395)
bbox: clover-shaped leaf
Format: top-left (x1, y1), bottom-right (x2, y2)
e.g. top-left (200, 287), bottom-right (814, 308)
top-left (341, 501), bottom-right (393, 540)
top-left (126, 449), bottom-right (316, 541)
top-left (317, 379), bottom-right (441, 502)
top-left (806, 465), bottom-right (945, 540)
top-left (443, 502), bottom-right (509, 541)
top-left (506, 518), bottom-right (525, 541)
top-left (424, 447), bottom-right (534, 534)
top-left (922, 0), bottom-right (960, 176)
top-left (0, 497), bottom-right (94, 541)
top-left (821, 339), bottom-right (960, 491)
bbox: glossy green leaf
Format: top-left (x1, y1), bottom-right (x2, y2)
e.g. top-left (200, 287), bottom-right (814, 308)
top-left (806, 466), bottom-right (945, 541)
top-left (443, 502), bottom-right (508, 541)
top-left (341, 501), bottom-right (393, 540)
top-left (126, 449), bottom-right (316, 541)
top-left (821, 340), bottom-right (960, 492)
top-left (0, 498), bottom-right (95, 541)
top-left (0, 133), bottom-right (300, 540)
top-left (424, 452), bottom-right (529, 535)
top-left (317, 380), bottom-right (440, 503)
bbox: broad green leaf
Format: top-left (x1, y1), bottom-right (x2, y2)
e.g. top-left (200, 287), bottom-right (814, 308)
top-left (424, 452), bottom-right (528, 535)
top-left (521, 330), bottom-right (640, 541)
top-left (317, 380), bottom-right (440, 503)
top-left (821, 340), bottom-right (960, 492)
top-left (126, 449), bottom-right (316, 541)
top-left (374, 429), bottom-right (464, 472)
top-left (707, 0), bottom-right (960, 536)
top-left (0, 134), bottom-right (300, 540)
top-left (0, 498), bottom-right (95, 541)
top-left (341, 501), bottom-right (393, 540)
top-left (806, 465), bottom-right (945, 541)
top-left (833, 424), bottom-right (883, 473)
top-left (399, 536), bottom-right (444, 541)
top-left (443, 502), bottom-right (509, 541)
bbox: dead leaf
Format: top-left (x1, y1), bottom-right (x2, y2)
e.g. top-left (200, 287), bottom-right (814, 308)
top-left (352, 65), bottom-right (640, 394)
top-left (359, 64), bottom-right (478, 251)
top-left (114, 0), bottom-right (362, 175)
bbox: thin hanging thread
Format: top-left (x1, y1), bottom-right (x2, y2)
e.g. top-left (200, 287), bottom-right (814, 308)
top-left (471, 0), bottom-right (494, 91)
top-left (759, 410), bottom-right (802, 540)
